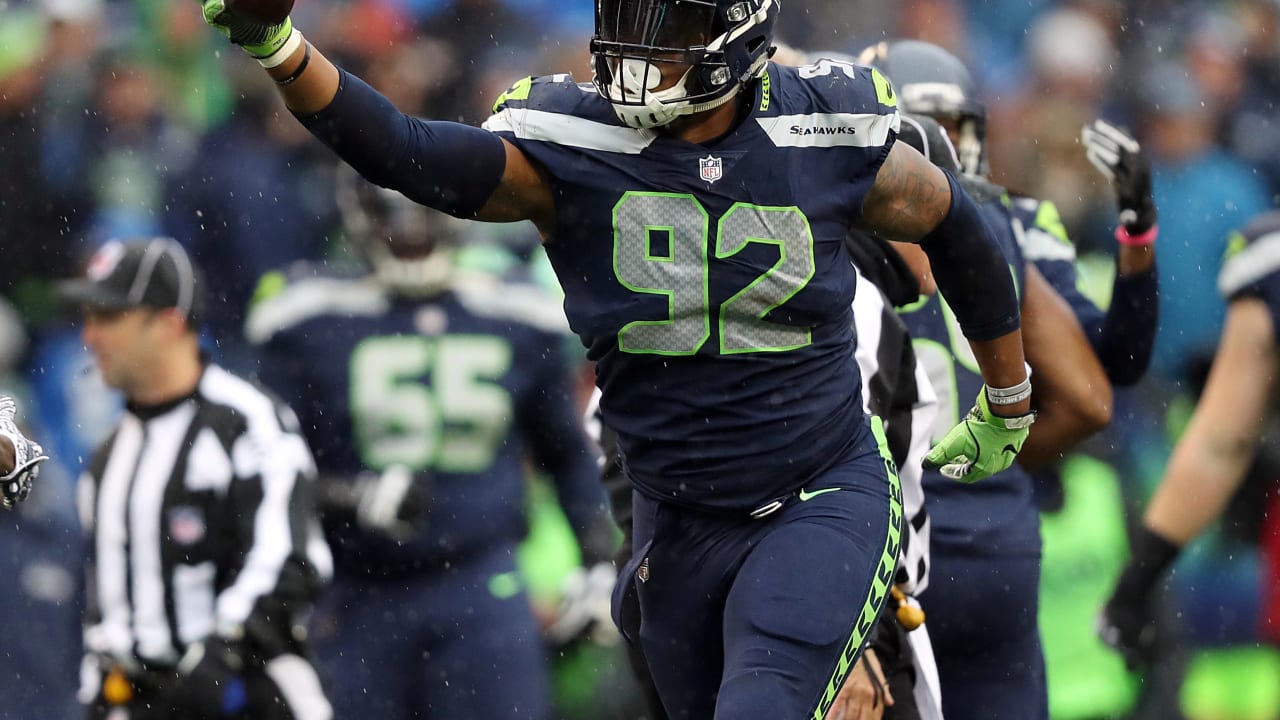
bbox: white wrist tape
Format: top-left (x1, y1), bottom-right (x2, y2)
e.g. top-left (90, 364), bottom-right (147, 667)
top-left (987, 363), bottom-right (1033, 406)
top-left (256, 27), bottom-right (303, 68)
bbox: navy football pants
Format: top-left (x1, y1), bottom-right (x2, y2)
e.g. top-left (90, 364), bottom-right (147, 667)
top-left (312, 544), bottom-right (550, 720)
top-left (615, 428), bottom-right (902, 720)
top-left (926, 550), bottom-right (1047, 720)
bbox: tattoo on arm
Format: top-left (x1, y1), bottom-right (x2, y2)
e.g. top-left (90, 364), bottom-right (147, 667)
top-left (859, 141), bottom-right (952, 243)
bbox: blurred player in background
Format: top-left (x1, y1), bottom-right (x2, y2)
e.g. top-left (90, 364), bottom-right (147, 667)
top-left (246, 170), bottom-right (614, 720)
top-left (858, 39), bottom-right (1161, 720)
top-left (62, 238), bottom-right (333, 720)
top-left (1100, 208), bottom-right (1280, 668)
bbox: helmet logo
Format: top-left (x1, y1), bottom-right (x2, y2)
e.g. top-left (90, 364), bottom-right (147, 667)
top-left (698, 155), bottom-right (724, 184)
top-left (726, 2), bottom-right (749, 22)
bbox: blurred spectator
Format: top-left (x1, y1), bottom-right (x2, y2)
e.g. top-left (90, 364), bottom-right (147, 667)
top-left (166, 66), bottom-right (334, 374)
top-left (1137, 61), bottom-right (1270, 382)
top-left (987, 6), bottom-right (1117, 244)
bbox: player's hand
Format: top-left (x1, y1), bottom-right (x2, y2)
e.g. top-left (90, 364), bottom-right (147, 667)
top-left (1096, 526), bottom-right (1179, 669)
top-left (826, 648), bottom-right (893, 720)
top-left (1082, 119), bottom-right (1157, 234)
top-left (0, 396), bottom-right (48, 509)
top-left (200, 0), bottom-right (294, 60)
top-left (172, 638), bottom-right (249, 719)
top-left (544, 561), bottom-right (619, 648)
top-left (923, 388), bottom-right (1035, 483)
top-left (354, 465), bottom-right (429, 541)
top-left (1097, 584), bottom-right (1156, 670)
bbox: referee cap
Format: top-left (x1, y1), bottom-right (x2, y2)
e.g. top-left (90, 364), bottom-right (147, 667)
top-left (59, 238), bottom-right (204, 326)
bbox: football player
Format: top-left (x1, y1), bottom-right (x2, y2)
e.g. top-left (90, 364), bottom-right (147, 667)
top-left (246, 171), bottom-right (614, 720)
top-left (860, 40), bottom-right (1160, 398)
top-left (1099, 209), bottom-right (1280, 666)
top-left (858, 40), bottom-right (1160, 720)
top-left (0, 395), bottom-right (47, 509)
top-left (204, 2), bottom-right (1037, 716)
top-left (864, 113), bottom-right (1116, 720)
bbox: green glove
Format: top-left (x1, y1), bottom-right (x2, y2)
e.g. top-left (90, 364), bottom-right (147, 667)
top-left (923, 387), bottom-right (1035, 483)
top-left (201, 0), bottom-right (294, 60)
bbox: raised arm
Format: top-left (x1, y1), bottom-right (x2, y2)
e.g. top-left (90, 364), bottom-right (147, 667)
top-left (199, 1), bottom-right (553, 227)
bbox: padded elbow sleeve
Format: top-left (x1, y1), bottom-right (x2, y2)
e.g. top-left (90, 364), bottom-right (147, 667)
top-left (296, 70), bottom-right (507, 218)
top-left (919, 170), bottom-right (1021, 341)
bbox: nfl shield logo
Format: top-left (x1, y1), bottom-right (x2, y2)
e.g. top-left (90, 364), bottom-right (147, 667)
top-left (698, 155), bottom-right (723, 184)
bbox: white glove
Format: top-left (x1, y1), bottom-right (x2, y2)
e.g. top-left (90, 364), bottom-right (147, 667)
top-left (544, 562), bottom-right (619, 647)
top-left (0, 396), bottom-right (47, 509)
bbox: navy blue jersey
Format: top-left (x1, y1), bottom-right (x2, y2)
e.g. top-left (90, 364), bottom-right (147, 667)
top-left (483, 61), bottom-right (900, 509)
top-left (246, 267), bottom-right (605, 572)
top-left (1005, 196), bottom-right (1100, 326)
top-left (899, 200), bottom-right (1040, 555)
top-left (1220, 210), bottom-right (1280, 340)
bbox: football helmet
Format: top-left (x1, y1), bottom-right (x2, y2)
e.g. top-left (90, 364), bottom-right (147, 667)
top-left (857, 40), bottom-right (987, 175)
top-left (590, 0), bottom-right (779, 129)
top-left (335, 168), bottom-right (461, 295)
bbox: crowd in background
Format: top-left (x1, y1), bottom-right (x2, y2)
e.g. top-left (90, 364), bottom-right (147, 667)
top-left (1, 0), bottom-right (1279, 717)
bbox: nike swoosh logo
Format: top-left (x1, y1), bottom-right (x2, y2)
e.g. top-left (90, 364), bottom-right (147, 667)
top-left (798, 487), bottom-right (841, 502)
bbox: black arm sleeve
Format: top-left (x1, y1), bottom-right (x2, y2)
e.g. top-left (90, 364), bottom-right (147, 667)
top-left (295, 70), bottom-right (507, 218)
top-left (1097, 264), bottom-right (1159, 386)
top-left (918, 170), bottom-right (1021, 341)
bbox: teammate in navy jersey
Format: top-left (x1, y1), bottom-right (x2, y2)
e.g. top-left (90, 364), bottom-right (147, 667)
top-left (1100, 209), bottom-right (1280, 666)
top-left (201, 1), bottom-right (1039, 716)
top-left (246, 172), bottom-right (612, 720)
top-left (870, 115), bottom-right (1115, 720)
top-left (860, 40), bottom-right (1160, 399)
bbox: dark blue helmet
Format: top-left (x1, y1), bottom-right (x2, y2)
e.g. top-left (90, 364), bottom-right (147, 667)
top-left (335, 167), bottom-right (462, 295)
top-left (591, 0), bottom-right (779, 129)
top-left (857, 39), bottom-right (988, 175)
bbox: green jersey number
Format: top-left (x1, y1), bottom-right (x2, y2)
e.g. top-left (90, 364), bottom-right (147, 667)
top-left (350, 335), bottom-right (513, 473)
top-left (612, 192), bottom-right (816, 355)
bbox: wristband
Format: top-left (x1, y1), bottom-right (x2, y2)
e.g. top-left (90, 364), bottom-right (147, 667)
top-left (1115, 223), bottom-right (1158, 247)
top-left (985, 362), bottom-right (1033, 406)
top-left (274, 41), bottom-right (312, 86)
top-left (255, 27), bottom-right (302, 68)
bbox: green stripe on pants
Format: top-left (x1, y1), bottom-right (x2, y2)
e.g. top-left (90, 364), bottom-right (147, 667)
top-left (811, 416), bottom-right (904, 720)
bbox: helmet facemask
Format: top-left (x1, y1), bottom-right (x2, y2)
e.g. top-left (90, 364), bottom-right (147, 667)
top-left (591, 0), bottom-right (777, 129)
top-left (858, 40), bottom-right (989, 176)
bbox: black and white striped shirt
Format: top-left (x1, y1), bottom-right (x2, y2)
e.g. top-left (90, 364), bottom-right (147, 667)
top-left (77, 364), bottom-right (332, 669)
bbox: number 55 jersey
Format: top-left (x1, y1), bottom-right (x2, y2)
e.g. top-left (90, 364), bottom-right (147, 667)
top-left (484, 61), bottom-right (901, 510)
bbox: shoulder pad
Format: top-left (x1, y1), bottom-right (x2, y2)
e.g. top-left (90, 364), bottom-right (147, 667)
top-left (486, 74), bottom-right (612, 123)
top-left (451, 273), bottom-right (571, 335)
top-left (1008, 195), bottom-right (1075, 262)
top-left (756, 63), bottom-right (899, 149)
top-left (483, 74), bottom-right (653, 153)
top-left (245, 275), bottom-right (389, 345)
top-left (775, 61), bottom-right (898, 115)
top-left (1219, 210), bottom-right (1280, 300)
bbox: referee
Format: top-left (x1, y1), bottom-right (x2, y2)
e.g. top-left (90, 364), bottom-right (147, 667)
top-left (60, 238), bottom-right (334, 720)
